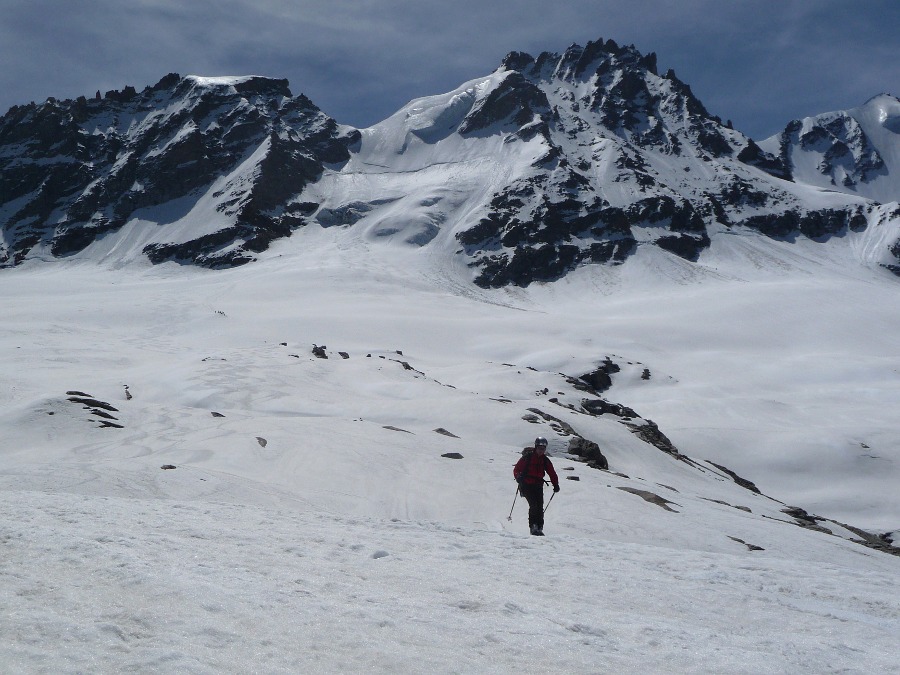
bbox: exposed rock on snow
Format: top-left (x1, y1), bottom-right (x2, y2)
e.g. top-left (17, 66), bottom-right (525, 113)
top-left (66, 393), bottom-right (123, 428)
top-left (708, 461), bottom-right (763, 495)
top-left (578, 357), bottom-right (621, 393)
top-left (383, 425), bottom-right (413, 434)
top-left (617, 486), bottom-right (680, 512)
top-left (567, 436), bottom-right (609, 470)
top-left (728, 536), bottom-right (765, 551)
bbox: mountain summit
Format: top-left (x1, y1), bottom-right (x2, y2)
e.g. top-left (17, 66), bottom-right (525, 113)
top-left (2, 39), bottom-right (899, 281)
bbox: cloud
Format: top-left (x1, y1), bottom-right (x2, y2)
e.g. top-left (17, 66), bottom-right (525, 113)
top-left (1, 0), bottom-right (898, 139)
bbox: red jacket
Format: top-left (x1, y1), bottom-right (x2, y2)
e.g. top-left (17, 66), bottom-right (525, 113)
top-left (514, 449), bottom-right (559, 488)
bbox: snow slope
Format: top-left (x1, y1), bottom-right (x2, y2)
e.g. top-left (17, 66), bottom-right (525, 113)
top-left (1, 223), bottom-right (898, 672)
top-left (4, 491), bottom-right (897, 673)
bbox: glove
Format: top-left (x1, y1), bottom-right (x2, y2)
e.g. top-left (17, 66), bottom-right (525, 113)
top-left (553, 485), bottom-right (560, 493)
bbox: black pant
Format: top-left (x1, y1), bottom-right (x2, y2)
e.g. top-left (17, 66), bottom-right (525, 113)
top-left (519, 482), bottom-right (544, 530)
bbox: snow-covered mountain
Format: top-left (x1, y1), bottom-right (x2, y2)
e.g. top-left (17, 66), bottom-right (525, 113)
top-left (311, 39), bottom-right (896, 287)
top-left (2, 38), bottom-right (900, 280)
top-left (760, 93), bottom-right (900, 205)
top-left (0, 74), bottom-right (357, 267)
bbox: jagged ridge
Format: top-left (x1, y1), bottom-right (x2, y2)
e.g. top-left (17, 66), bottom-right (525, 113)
top-left (0, 74), bottom-right (358, 267)
top-left (2, 40), bottom-right (899, 282)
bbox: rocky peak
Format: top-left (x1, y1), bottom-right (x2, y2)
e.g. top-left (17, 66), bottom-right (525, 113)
top-left (500, 51), bottom-right (536, 73)
top-left (488, 39), bottom-right (738, 161)
top-left (435, 40), bottom-right (886, 287)
top-left (507, 39), bottom-right (657, 84)
top-left (0, 73), bottom-right (357, 267)
top-left (510, 39), bottom-right (652, 85)
top-left (458, 72), bottom-right (550, 136)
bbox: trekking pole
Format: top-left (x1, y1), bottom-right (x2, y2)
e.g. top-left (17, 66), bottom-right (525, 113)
top-left (507, 487), bottom-right (519, 521)
top-left (543, 490), bottom-right (556, 514)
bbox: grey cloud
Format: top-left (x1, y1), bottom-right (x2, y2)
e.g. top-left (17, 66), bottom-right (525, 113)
top-left (1, 0), bottom-right (898, 140)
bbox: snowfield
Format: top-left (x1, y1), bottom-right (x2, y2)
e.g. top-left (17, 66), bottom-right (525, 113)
top-left (1, 226), bottom-right (899, 672)
top-left (3, 491), bottom-right (897, 674)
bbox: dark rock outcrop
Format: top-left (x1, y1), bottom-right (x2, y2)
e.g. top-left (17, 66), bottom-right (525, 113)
top-left (617, 486), bottom-right (680, 512)
top-left (567, 436), bottom-right (608, 470)
top-left (578, 358), bottom-right (621, 393)
top-left (708, 461), bottom-right (762, 494)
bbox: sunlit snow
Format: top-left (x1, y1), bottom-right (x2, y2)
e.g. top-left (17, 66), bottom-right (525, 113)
top-left (1, 221), bottom-right (898, 672)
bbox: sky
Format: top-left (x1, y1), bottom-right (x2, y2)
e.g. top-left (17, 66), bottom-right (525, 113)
top-left (2, 0), bottom-right (900, 141)
top-left (0, 0), bottom-right (900, 138)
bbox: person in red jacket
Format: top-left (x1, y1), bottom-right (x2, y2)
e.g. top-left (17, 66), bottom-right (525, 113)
top-left (513, 436), bottom-right (559, 536)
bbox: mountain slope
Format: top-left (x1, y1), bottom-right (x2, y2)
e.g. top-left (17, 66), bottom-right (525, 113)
top-left (3, 36), bottom-right (900, 673)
